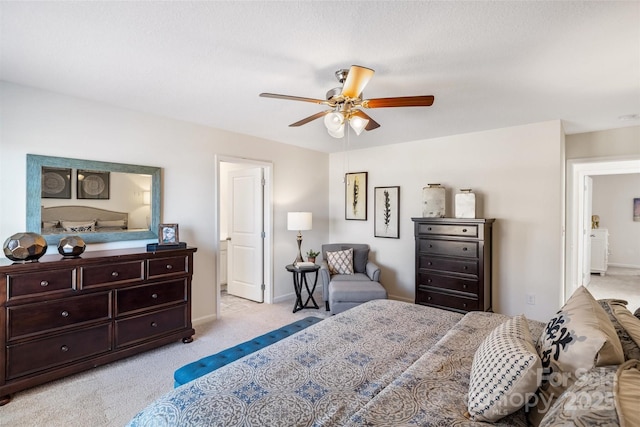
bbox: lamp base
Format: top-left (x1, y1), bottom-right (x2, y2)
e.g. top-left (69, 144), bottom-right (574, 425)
top-left (293, 232), bottom-right (304, 265)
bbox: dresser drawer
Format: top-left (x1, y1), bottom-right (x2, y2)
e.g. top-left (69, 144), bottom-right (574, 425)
top-left (418, 273), bottom-right (478, 295)
top-left (6, 324), bottom-right (112, 380)
top-left (7, 292), bottom-right (111, 340)
top-left (147, 256), bottom-right (188, 279)
top-left (81, 261), bottom-right (144, 288)
top-left (418, 239), bottom-right (478, 258)
top-left (6, 268), bottom-right (76, 300)
top-left (416, 289), bottom-right (479, 312)
top-left (416, 223), bottom-right (478, 238)
top-left (116, 279), bottom-right (187, 316)
top-left (418, 255), bottom-right (478, 276)
top-left (115, 305), bottom-right (187, 348)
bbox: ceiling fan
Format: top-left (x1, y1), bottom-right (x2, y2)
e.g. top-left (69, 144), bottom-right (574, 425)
top-left (259, 65), bottom-right (435, 138)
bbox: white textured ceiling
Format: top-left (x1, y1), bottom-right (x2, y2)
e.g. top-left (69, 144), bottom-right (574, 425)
top-left (2, 1), bottom-right (639, 153)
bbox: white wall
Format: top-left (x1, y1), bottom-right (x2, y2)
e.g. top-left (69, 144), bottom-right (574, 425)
top-left (592, 173), bottom-right (640, 268)
top-left (566, 126), bottom-right (640, 159)
top-left (329, 121), bottom-right (565, 322)
top-left (0, 82), bottom-right (330, 323)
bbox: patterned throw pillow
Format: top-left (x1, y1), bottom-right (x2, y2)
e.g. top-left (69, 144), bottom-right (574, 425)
top-left (326, 248), bottom-right (354, 275)
top-left (539, 359), bottom-right (640, 427)
top-left (598, 299), bottom-right (640, 360)
top-left (467, 314), bottom-right (541, 422)
top-left (529, 286), bottom-right (624, 426)
top-left (61, 220), bottom-right (96, 233)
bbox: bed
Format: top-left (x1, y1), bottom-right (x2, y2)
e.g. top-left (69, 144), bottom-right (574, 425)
top-left (128, 291), bottom-right (639, 426)
top-left (41, 205), bottom-right (128, 234)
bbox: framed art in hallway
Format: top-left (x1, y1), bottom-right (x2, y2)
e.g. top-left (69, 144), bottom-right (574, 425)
top-left (345, 172), bottom-right (367, 220)
top-left (634, 198), bottom-right (640, 222)
top-left (374, 186), bottom-right (400, 238)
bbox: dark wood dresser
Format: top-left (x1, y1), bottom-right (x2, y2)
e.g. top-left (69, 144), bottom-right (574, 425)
top-left (0, 246), bottom-right (197, 405)
top-left (412, 218), bottom-right (494, 313)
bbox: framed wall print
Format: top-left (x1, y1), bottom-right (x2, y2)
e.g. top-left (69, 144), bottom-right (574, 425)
top-left (77, 169), bottom-right (110, 199)
top-left (41, 167), bottom-right (72, 199)
top-left (345, 172), bottom-right (367, 220)
top-left (159, 223), bottom-right (179, 244)
top-left (374, 186), bottom-right (400, 238)
top-left (634, 198), bottom-right (640, 222)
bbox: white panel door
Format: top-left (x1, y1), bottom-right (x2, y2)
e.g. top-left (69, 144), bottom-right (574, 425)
top-left (227, 167), bottom-right (264, 302)
top-left (582, 176), bottom-right (593, 286)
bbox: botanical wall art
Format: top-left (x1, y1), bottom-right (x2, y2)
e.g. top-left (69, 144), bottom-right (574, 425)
top-left (374, 186), bottom-right (400, 238)
top-left (41, 167), bottom-right (71, 199)
top-left (77, 169), bottom-right (110, 199)
top-left (345, 172), bottom-right (367, 220)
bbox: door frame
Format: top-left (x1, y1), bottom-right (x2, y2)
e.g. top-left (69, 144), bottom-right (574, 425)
top-left (214, 154), bottom-right (273, 318)
top-left (565, 155), bottom-right (640, 301)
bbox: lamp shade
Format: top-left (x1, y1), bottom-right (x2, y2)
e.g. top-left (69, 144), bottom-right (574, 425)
top-left (287, 212), bottom-right (312, 231)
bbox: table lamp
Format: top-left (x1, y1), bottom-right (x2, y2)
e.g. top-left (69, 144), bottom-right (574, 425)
top-left (287, 212), bottom-right (312, 265)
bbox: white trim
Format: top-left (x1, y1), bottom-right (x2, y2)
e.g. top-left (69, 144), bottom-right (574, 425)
top-left (566, 155), bottom-right (640, 302)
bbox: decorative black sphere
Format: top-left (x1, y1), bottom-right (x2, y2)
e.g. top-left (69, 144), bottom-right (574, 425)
top-left (57, 236), bottom-right (86, 257)
top-left (3, 232), bottom-right (48, 262)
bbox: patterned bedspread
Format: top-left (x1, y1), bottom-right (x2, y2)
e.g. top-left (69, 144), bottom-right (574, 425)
top-left (127, 300), bottom-right (463, 427)
top-left (345, 311), bottom-right (545, 426)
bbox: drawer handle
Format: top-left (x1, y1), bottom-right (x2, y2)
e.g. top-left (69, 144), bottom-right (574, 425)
top-left (61, 311), bottom-right (69, 317)
top-left (427, 296), bottom-right (432, 301)
top-left (463, 266), bottom-right (468, 270)
top-left (111, 271), bottom-right (119, 277)
top-left (151, 293), bottom-right (158, 299)
top-left (166, 264), bottom-right (173, 270)
top-left (462, 228), bottom-right (468, 233)
top-left (151, 322), bottom-right (158, 327)
top-left (40, 280), bottom-right (49, 287)
top-left (462, 247), bottom-right (468, 251)
top-left (429, 244), bottom-right (433, 248)
top-left (463, 303), bottom-right (467, 308)
top-left (61, 345), bottom-right (69, 352)
top-left (427, 262), bottom-right (432, 266)
top-left (427, 227), bottom-right (432, 231)
top-left (427, 279), bottom-right (432, 283)
top-left (463, 284), bottom-right (468, 289)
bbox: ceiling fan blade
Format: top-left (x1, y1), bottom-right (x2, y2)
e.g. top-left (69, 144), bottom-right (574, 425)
top-left (289, 110), bottom-right (332, 127)
top-left (352, 110), bottom-right (381, 131)
top-left (259, 93), bottom-right (329, 105)
top-left (341, 65), bottom-right (375, 99)
top-left (362, 95), bottom-right (435, 109)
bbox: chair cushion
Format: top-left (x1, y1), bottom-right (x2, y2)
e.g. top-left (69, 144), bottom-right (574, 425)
top-left (342, 245), bottom-right (369, 273)
top-left (330, 272), bottom-right (372, 282)
top-left (329, 280), bottom-right (387, 304)
top-left (326, 248), bottom-right (354, 275)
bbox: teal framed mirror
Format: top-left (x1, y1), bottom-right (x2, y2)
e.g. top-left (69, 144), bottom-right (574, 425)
top-left (27, 154), bottom-right (161, 245)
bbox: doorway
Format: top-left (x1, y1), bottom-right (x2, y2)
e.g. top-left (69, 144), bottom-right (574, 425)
top-left (216, 155), bottom-right (273, 318)
top-left (565, 156), bottom-right (640, 302)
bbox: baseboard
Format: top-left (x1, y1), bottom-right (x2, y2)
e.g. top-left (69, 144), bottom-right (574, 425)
top-left (608, 263), bottom-right (640, 270)
top-left (388, 294), bottom-right (413, 304)
top-left (193, 313), bottom-right (217, 326)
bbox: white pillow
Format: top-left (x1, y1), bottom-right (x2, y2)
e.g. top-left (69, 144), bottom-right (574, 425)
top-left (96, 219), bottom-right (126, 228)
top-left (467, 314), bottom-right (542, 422)
top-left (326, 248), bottom-right (354, 275)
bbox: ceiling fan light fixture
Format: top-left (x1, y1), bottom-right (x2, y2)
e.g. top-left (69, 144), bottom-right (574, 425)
top-left (349, 115), bottom-right (369, 136)
top-left (324, 111), bottom-right (345, 132)
top-left (327, 124), bottom-right (345, 138)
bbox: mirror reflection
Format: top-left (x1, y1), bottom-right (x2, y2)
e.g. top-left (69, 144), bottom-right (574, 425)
top-left (27, 155), bottom-right (161, 244)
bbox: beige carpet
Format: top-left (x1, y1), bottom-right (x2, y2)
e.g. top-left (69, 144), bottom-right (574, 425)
top-left (586, 266), bottom-right (640, 312)
top-left (1, 292), bottom-right (328, 427)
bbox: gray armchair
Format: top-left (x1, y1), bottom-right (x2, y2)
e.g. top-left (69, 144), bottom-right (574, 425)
top-left (320, 243), bottom-right (387, 315)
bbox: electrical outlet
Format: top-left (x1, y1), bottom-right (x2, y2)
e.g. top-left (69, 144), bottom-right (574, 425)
top-left (526, 294), bottom-right (536, 305)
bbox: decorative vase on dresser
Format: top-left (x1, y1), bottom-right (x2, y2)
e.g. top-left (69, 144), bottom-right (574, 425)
top-left (0, 246), bottom-right (197, 405)
top-left (412, 218), bottom-right (494, 313)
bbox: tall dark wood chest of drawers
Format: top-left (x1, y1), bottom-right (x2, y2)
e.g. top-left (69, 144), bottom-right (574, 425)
top-left (412, 218), bottom-right (494, 313)
top-left (0, 246), bottom-right (197, 405)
